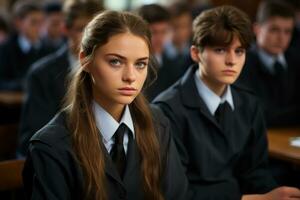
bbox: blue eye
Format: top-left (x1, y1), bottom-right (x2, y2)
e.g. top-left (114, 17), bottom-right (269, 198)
top-left (109, 59), bottom-right (122, 66)
top-left (135, 62), bottom-right (148, 69)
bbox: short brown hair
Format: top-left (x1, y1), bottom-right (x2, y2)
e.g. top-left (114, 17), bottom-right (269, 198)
top-left (63, 1), bottom-right (103, 29)
top-left (13, 0), bottom-right (42, 19)
top-left (192, 5), bottom-right (253, 50)
top-left (256, 0), bottom-right (295, 24)
top-left (137, 4), bottom-right (170, 24)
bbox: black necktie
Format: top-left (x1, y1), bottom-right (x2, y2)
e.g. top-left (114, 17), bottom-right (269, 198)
top-left (273, 60), bottom-right (285, 75)
top-left (110, 123), bottom-right (127, 178)
top-left (215, 101), bottom-right (231, 128)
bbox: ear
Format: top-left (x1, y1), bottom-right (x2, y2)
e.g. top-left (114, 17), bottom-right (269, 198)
top-left (253, 22), bottom-right (260, 36)
top-left (79, 51), bottom-right (90, 72)
top-left (190, 45), bottom-right (201, 63)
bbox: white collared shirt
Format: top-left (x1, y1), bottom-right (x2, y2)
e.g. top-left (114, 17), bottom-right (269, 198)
top-left (18, 34), bottom-right (41, 54)
top-left (257, 48), bottom-right (287, 74)
top-left (92, 101), bottom-right (135, 154)
top-left (194, 69), bottom-right (234, 116)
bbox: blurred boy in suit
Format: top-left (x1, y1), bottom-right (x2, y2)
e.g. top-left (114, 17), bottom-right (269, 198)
top-left (0, 1), bottom-right (48, 91)
top-left (237, 0), bottom-right (300, 127)
top-left (18, 1), bottom-right (103, 156)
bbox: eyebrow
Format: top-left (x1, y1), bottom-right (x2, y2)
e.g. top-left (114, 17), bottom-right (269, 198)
top-left (105, 53), bottom-right (149, 61)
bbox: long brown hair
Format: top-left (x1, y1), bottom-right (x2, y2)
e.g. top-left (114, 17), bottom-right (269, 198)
top-left (64, 10), bottom-right (163, 200)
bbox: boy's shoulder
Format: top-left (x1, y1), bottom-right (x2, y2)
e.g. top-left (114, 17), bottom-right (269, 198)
top-left (231, 83), bottom-right (261, 109)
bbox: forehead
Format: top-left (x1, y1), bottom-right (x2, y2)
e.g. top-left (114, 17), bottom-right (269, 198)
top-left (23, 11), bottom-right (44, 19)
top-left (97, 32), bottom-right (149, 58)
top-left (264, 16), bottom-right (294, 28)
top-left (213, 35), bottom-right (242, 48)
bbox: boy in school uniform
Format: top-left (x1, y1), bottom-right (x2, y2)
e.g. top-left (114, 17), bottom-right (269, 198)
top-left (237, 0), bottom-right (300, 127)
top-left (0, 1), bottom-right (47, 91)
top-left (18, 1), bottom-right (103, 156)
top-left (153, 5), bottom-right (300, 200)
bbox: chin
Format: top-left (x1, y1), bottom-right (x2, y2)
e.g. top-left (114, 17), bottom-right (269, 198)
top-left (220, 77), bottom-right (237, 85)
top-left (117, 96), bottom-right (136, 105)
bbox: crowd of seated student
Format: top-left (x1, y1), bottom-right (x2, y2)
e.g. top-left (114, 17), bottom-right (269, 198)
top-left (0, 0), bottom-right (300, 199)
top-left (0, 1), bottom-right (66, 91)
top-left (137, 3), bottom-right (194, 101)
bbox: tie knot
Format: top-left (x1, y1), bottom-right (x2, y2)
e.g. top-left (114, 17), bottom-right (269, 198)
top-left (113, 123), bottom-right (127, 145)
top-left (215, 101), bottom-right (231, 124)
top-left (273, 60), bottom-right (285, 74)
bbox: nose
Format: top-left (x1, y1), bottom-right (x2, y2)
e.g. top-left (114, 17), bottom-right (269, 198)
top-left (122, 64), bottom-right (136, 83)
top-left (225, 51), bottom-right (236, 67)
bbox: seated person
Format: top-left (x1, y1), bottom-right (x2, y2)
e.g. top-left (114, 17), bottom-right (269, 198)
top-left (237, 0), bottom-right (300, 127)
top-left (0, 1), bottom-right (48, 91)
top-left (153, 5), bottom-right (300, 200)
top-left (18, 1), bottom-right (103, 156)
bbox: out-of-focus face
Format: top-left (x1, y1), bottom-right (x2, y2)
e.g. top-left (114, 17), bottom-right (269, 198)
top-left (255, 16), bottom-right (294, 55)
top-left (18, 11), bottom-right (44, 43)
top-left (44, 12), bottom-right (65, 39)
top-left (171, 13), bottom-right (192, 47)
top-left (191, 36), bottom-right (246, 96)
top-left (83, 32), bottom-right (149, 116)
top-left (67, 17), bottom-right (91, 55)
top-left (149, 21), bottom-right (170, 54)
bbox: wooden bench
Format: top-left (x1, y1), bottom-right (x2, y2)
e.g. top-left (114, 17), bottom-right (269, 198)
top-left (0, 159), bottom-right (25, 191)
top-left (0, 124), bottom-right (19, 160)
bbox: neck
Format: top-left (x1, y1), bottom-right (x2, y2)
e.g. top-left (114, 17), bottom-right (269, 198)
top-left (94, 97), bottom-right (125, 123)
top-left (199, 71), bottom-right (227, 97)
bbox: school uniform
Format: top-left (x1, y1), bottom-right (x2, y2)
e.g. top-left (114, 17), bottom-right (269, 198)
top-left (0, 34), bottom-right (51, 91)
top-left (145, 48), bottom-right (192, 101)
top-left (153, 65), bottom-right (277, 200)
top-left (237, 45), bottom-right (300, 127)
top-left (23, 104), bottom-right (189, 200)
top-left (19, 45), bottom-right (74, 156)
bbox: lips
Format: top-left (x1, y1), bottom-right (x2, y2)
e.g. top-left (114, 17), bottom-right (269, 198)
top-left (222, 69), bottom-right (236, 75)
top-left (117, 87), bottom-right (137, 96)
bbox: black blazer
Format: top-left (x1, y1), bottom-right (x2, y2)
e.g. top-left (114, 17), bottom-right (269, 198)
top-left (23, 107), bottom-right (189, 200)
top-left (0, 34), bottom-right (52, 91)
top-left (145, 52), bottom-right (192, 101)
top-left (19, 45), bottom-right (70, 156)
top-left (153, 65), bottom-right (277, 199)
top-left (237, 45), bottom-right (300, 127)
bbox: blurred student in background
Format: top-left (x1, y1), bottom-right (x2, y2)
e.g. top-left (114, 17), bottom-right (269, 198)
top-left (41, 2), bottom-right (66, 53)
top-left (0, 1), bottom-right (48, 91)
top-left (18, 1), bottom-right (103, 156)
top-left (237, 0), bottom-right (300, 127)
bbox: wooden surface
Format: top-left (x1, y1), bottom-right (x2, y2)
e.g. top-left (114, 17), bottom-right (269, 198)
top-left (0, 159), bottom-right (25, 191)
top-left (268, 128), bottom-right (300, 165)
top-left (0, 91), bottom-right (23, 106)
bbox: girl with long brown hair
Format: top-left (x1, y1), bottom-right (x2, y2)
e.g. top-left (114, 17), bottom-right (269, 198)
top-left (22, 10), bottom-right (188, 200)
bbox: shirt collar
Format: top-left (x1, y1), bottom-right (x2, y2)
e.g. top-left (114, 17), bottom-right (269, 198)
top-left (68, 51), bottom-right (79, 70)
top-left (164, 40), bottom-right (190, 59)
top-left (18, 34), bottom-right (41, 53)
top-left (194, 68), bottom-right (234, 115)
top-left (257, 48), bottom-right (287, 73)
top-left (92, 101), bottom-right (135, 143)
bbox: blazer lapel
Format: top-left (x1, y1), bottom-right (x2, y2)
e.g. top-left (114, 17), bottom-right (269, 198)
top-left (179, 66), bottom-right (222, 131)
top-left (103, 147), bottom-right (125, 187)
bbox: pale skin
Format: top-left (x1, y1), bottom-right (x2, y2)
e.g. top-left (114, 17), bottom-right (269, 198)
top-left (80, 32), bottom-right (149, 122)
top-left (190, 35), bottom-right (300, 200)
top-left (254, 16), bottom-right (294, 56)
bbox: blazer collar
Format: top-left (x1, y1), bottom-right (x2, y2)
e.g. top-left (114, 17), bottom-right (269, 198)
top-left (179, 65), bottom-right (220, 128)
top-left (178, 65), bottom-right (242, 131)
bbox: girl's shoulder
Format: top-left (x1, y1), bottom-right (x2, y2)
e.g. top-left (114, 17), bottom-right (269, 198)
top-left (29, 112), bottom-right (71, 149)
